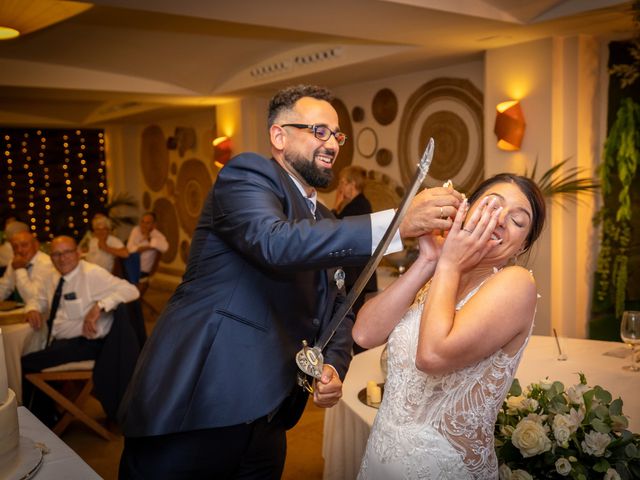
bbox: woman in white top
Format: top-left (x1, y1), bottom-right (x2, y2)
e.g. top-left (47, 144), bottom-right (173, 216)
top-left (83, 214), bottom-right (129, 273)
top-left (353, 174), bottom-right (546, 479)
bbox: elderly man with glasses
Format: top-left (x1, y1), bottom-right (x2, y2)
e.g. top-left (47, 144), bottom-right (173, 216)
top-left (21, 235), bottom-right (139, 425)
top-left (119, 84), bottom-right (463, 479)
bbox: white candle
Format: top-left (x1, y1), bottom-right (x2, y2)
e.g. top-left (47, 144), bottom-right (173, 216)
top-left (370, 385), bottom-right (382, 404)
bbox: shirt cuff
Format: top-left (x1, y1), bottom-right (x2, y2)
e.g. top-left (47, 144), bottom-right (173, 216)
top-left (370, 210), bottom-right (403, 255)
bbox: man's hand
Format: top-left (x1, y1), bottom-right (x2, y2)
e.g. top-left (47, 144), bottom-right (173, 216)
top-left (83, 303), bottom-right (100, 338)
top-left (11, 253), bottom-right (29, 270)
top-left (313, 364), bottom-right (343, 408)
top-left (399, 186), bottom-right (464, 239)
top-left (25, 310), bottom-right (42, 330)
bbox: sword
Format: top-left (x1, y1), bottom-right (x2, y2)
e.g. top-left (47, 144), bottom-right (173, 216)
top-left (296, 138), bottom-right (435, 392)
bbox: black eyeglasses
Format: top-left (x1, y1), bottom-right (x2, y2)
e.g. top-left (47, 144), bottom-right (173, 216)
top-left (280, 124), bottom-right (347, 146)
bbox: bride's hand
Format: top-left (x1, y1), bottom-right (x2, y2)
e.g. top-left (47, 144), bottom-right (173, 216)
top-left (437, 196), bottom-right (502, 273)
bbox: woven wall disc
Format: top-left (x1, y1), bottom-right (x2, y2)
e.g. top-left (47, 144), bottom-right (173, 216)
top-left (175, 127), bottom-right (197, 157)
top-left (398, 78), bottom-right (484, 195)
top-left (376, 148), bottom-right (393, 167)
top-left (357, 127), bottom-right (378, 158)
top-left (140, 125), bottom-right (169, 192)
top-left (165, 178), bottom-right (175, 197)
top-left (171, 162), bottom-right (177, 175)
top-left (372, 88), bottom-right (398, 126)
top-left (175, 158), bottom-right (212, 236)
top-left (352, 106), bottom-right (365, 122)
top-left (152, 197), bottom-right (179, 263)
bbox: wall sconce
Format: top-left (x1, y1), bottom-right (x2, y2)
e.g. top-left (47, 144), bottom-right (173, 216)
top-left (212, 136), bottom-right (233, 168)
top-left (494, 100), bottom-right (526, 151)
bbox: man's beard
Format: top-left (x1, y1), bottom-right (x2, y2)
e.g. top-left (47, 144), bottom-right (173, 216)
top-left (286, 150), bottom-right (333, 188)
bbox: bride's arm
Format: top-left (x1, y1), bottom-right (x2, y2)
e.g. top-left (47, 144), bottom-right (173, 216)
top-left (352, 234), bottom-right (440, 349)
top-left (415, 201), bottom-right (536, 375)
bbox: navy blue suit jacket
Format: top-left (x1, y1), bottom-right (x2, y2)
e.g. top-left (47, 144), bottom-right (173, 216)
top-left (119, 153), bottom-right (372, 436)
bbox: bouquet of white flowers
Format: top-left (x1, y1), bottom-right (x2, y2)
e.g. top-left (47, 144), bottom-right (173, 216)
top-left (495, 374), bottom-right (640, 479)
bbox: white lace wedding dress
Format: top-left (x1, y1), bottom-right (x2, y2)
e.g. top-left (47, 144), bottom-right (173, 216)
top-left (358, 281), bottom-right (534, 480)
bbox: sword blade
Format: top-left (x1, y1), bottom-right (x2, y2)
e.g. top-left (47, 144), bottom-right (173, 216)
top-left (315, 138), bottom-right (435, 351)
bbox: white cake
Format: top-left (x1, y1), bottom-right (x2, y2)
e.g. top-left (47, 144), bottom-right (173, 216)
top-left (0, 328), bottom-right (20, 467)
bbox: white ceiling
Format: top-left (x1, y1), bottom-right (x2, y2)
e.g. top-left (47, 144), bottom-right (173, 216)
top-left (0, 0), bottom-right (634, 126)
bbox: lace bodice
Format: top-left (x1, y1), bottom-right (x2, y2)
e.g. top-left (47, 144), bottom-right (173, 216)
top-left (359, 281), bottom-right (534, 479)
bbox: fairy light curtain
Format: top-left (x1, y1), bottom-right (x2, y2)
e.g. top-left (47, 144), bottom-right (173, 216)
top-left (0, 128), bottom-right (107, 241)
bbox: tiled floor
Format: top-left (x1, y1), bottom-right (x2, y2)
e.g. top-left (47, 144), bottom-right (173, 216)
top-left (58, 282), bottom-right (326, 479)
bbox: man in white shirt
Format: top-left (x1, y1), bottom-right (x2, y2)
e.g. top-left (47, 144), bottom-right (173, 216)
top-left (21, 236), bottom-right (139, 424)
top-left (0, 220), bottom-right (30, 274)
top-left (126, 212), bottom-right (169, 278)
top-left (0, 231), bottom-right (54, 307)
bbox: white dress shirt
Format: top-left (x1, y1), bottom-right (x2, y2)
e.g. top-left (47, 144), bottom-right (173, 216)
top-left (0, 250), bottom-right (54, 306)
top-left (288, 175), bottom-right (403, 255)
top-left (85, 234), bottom-right (125, 272)
top-left (126, 226), bottom-right (169, 274)
top-left (33, 260), bottom-right (139, 340)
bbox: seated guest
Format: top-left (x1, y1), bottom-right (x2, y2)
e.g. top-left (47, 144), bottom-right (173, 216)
top-left (22, 235), bottom-right (139, 423)
top-left (83, 214), bottom-right (129, 272)
top-left (0, 231), bottom-right (54, 307)
top-left (126, 212), bottom-right (168, 282)
top-left (0, 219), bottom-right (29, 274)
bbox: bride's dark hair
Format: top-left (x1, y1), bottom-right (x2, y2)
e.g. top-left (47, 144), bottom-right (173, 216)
top-left (467, 174), bottom-right (546, 254)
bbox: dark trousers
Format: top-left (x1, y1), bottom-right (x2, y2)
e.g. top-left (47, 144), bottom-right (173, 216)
top-left (119, 412), bottom-right (287, 480)
top-left (21, 337), bottom-right (104, 426)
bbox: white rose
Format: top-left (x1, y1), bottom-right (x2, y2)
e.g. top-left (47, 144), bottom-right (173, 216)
top-left (581, 431), bottom-right (611, 457)
top-left (555, 458), bottom-right (572, 476)
top-left (539, 378), bottom-right (554, 390)
top-left (567, 408), bottom-right (584, 430)
top-left (552, 413), bottom-right (579, 447)
top-left (498, 464), bottom-right (512, 480)
top-left (506, 395), bottom-right (526, 414)
top-left (566, 383), bottom-right (589, 405)
top-left (511, 469), bottom-right (533, 480)
top-left (511, 419), bottom-right (552, 458)
top-left (604, 468), bottom-right (621, 480)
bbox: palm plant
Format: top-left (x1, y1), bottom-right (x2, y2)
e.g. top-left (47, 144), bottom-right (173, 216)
top-left (523, 157), bottom-right (600, 206)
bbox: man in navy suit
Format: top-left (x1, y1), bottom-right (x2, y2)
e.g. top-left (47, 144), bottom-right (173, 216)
top-left (118, 85), bottom-right (463, 479)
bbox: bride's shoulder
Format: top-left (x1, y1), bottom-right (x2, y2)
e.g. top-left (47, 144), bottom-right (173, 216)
top-left (486, 265), bottom-right (537, 296)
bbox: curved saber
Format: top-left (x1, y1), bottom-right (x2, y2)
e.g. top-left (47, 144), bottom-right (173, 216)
top-left (296, 138), bottom-right (435, 389)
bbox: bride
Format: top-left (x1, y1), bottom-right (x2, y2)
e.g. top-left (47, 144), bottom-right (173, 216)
top-left (353, 174), bottom-right (546, 479)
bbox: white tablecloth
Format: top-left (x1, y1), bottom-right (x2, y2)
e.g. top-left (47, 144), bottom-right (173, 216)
top-left (17, 406), bottom-right (101, 479)
top-left (1, 309), bottom-right (46, 403)
top-left (322, 336), bottom-right (640, 480)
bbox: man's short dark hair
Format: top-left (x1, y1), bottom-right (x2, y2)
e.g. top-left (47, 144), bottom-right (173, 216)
top-left (267, 85), bottom-right (334, 127)
top-left (142, 211), bottom-right (157, 222)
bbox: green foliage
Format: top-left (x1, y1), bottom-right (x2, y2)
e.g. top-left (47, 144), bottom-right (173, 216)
top-left (523, 158), bottom-right (599, 207)
top-left (495, 374), bottom-right (640, 479)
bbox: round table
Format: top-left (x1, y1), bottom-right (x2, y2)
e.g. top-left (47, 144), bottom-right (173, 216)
top-left (1, 308), bottom-right (46, 403)
top-left (322, 336), bottom-right (640, 480)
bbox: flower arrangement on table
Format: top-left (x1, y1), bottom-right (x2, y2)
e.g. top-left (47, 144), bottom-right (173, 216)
top-left (495, 374), bottom-right (640, 479)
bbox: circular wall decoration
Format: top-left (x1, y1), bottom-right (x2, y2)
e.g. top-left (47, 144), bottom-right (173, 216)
top-left (363, 169), bottom-right (405, 212)
top-left (352, 106), bottom-right (365, 122)
top-left (171, 162), bottom-right (177, 175)
top-left (175, 158), bottom-right (212, 236)
top-left (376, 148), bottom-right (393, 167)
top-left (323, 98), bottom-right (354, 192)
top-left (372, 88), bottom-right (398, 126)
top-left (140, 125), bottom-right (169, 192)
top-left (142, 191), bottom-right (151, 210)
top-left (357, 127), bottom-right (378, 158)
top-left (397, 78), bottom-right (484, 195)
top-left (152, 197), bottom-right (179, 263)
top-left (180, 240), bottom-right (190, 265)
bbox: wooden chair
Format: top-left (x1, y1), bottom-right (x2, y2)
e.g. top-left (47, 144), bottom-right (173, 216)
top-left (24, 301), bottom-right (144, 440)
top-left (25, 360), bottom-right (113, 440)
top-left (138, 251), bottom-right (162, 318)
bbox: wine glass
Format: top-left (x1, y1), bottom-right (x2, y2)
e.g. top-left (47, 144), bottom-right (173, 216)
top-left (620, 311), bottom-right (640, 372)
